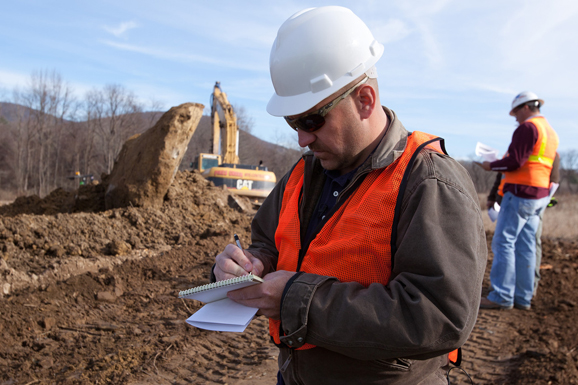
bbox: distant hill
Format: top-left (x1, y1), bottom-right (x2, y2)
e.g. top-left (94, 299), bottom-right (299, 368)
top-left (0, 101), bottom-right (302, 182)
top-left (0, 102), bottom-right (36, 123)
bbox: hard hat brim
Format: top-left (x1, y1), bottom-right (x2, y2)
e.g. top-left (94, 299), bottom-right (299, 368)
top-left (267, 61), bottom-right (383, 117)
top-left (267, 75), bottom-right (357, 117)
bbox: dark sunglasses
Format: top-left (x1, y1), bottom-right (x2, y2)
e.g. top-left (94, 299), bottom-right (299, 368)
top-left (284, 76), bottom-right (369, 133)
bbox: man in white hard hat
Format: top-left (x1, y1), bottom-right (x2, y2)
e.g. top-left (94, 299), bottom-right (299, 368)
top-left (212, 6), bottom-right (486, 384)
top-left (479, 91), bottom-right (559, 311)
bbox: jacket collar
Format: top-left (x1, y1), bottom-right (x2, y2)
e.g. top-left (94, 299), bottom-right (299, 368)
top-left (370, 106), bottom-right (408, 171)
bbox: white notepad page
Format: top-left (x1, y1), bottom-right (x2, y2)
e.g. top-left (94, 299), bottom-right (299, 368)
top-left (186, 298), bottom-right (259, 332)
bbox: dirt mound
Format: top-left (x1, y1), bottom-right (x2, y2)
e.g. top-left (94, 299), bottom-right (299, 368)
top-left (1, 171), bottom-right (578, 384)
top-left (0, 171), bottom-right (254, 297)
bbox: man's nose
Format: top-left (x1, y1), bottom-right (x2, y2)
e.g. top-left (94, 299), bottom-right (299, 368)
top-left (297, 130), bottom-right (316, 148)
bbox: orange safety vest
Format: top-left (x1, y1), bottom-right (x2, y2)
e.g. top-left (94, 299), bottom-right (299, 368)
top-left (498, 174), bottom-right (505, 197)
top-left (270, 131), bottom-right (446, 351)
top-left (503, 116), bottom-right (559, 189)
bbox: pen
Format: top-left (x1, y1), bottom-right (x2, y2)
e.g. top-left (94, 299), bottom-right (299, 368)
top-left (234, 234), bottom-right (251, 274)
top-left (234, 234), bottom-right (243, 250)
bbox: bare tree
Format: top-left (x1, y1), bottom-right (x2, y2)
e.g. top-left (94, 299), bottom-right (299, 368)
top-left (560, 150), bottom-right (578, 194)
top-left (0, 114), bottom-right (16, 194)
top-left (6, 92), bottom-right (35, 194)
top-left (17, 70), bottom-right (75, 196)
top-left (233, 104), bottom-right (255, 134)
top-left (85, 84), bottom-right (143, 173)
top-left (146, 98), bottom-right (164, 128)
top-left (1, 72), bottom-right (161, 198)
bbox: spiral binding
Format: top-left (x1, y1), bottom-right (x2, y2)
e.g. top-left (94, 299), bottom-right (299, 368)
top-left (179, 273), bottom-right (259, 298)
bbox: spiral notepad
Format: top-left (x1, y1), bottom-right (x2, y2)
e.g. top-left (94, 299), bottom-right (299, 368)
top-left (179, 273), bottom-right (264, 304)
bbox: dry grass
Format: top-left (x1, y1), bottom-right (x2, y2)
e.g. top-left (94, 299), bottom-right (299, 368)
top-left (479, 193), bottom-right (578, 240)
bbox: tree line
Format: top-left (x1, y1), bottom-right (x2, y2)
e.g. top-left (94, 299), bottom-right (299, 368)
top-left (1, 70), bottom-right (576, 201)
top-left (0, 70), bottom-right (304, 201)
top-left (0, 70), bottom-right (166, 198)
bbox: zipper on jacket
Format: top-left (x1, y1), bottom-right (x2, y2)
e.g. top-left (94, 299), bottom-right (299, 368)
top-left (280, 349), bottom-right (292, 373)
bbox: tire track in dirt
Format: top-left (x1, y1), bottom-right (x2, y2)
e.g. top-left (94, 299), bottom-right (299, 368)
top-left (128, 317), bottom-right (278, 385)
top-left (455, 310), bottom-right (520, 384)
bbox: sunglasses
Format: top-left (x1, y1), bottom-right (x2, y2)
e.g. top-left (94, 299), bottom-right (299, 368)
top-left (284, 76), bottom-right (369, 133)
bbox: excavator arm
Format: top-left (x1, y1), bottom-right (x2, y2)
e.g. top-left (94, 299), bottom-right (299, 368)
top-left (211, 82), bottom-right (240, 165)
top-left (194, 82), bottom-right (276, 204)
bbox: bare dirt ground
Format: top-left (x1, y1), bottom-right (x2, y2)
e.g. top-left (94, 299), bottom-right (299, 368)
top-left (1, 171), bottom-right (578, 384)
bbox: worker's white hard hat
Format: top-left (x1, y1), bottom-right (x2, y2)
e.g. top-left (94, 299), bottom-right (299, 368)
top-left (509, 91), bottom-right (544, 116)
top-left (266, 6), bottom-right (384, 117)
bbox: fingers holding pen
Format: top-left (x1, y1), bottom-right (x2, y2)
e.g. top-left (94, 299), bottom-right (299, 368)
top-left (214, 244), bottom-right (264, 280)
top-left (215, 244), bottom-right (249, 280)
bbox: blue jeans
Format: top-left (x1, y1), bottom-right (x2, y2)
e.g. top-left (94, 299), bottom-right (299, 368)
top-left (488, 192), bottom-right (550, 307)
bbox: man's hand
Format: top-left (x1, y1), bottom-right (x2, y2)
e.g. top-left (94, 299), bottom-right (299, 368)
top-left (214, 244), bottom-right (264, 281)
top-left (227, 270), bottom-right (297, 319)
top-left (474, 161), bottom-right (492, 171)
top-left (486, 200), bottom-right (495, 209)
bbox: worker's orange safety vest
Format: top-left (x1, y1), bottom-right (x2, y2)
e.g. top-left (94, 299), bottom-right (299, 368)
top-left (498, 176), bottom-right (505, 197)
top-left (503, 116), bottom-right (558, 189)
top-left (270, 131), bottom-right (448, 352)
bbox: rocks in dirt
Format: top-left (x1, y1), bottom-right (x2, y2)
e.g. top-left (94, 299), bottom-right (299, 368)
top-left (228, 194), bottom-right (255, 213)
top-left (38, 357), bottom-right (54, 369)
top-left (96, 291), bottom-right (117, 302)
top-left (40, 317), bottom-right (56, 329)
top-left (48, 245), bottom-right (65, 257)
top-left (105, 103), bottom-right (205, 210)
top-left (107, 240), bottom-right (132, 256)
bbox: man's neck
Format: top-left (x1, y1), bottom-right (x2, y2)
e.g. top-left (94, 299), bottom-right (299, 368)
top-left (523, 112), bottom-right (541, 122)
top-left (337, 114), bottom-right (389, 176)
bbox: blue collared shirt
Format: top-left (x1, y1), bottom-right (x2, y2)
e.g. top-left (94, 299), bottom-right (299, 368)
top-left (304, 167), bottom-right (357, 244)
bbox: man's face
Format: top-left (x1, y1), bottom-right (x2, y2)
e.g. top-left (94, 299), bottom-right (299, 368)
top-left (512, 104), bottom-right (533, 124)
top-left (295, 95), bottom-right (369, 175)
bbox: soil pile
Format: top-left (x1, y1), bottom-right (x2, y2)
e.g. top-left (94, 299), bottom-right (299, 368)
top-left (0, 170), bottom-right (254, 296)
top-left (1, 173), bottom-right (578, 384)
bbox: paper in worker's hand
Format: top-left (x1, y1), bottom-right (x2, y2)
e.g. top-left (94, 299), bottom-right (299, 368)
top-left (488, 202), bottom-right (500, 222)
top-left (475, 142), bottom-right (500, 162)
top-left (549, 183), bottom-right (559, 198)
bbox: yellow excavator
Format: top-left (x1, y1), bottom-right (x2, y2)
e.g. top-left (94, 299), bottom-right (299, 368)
top-left (192, 82), bottom-right (276, 203)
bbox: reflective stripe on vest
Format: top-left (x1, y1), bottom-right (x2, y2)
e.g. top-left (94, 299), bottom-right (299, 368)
top-left (269, 131), bottom-right (444, 350)
top-left (503, 116), bottom-right (559, 189)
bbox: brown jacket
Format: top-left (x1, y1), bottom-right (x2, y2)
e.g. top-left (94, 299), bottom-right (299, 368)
top-left (247, 107), bottom-right (487, 384)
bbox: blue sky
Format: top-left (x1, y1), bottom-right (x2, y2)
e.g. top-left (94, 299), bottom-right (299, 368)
top-left (1, 0), bottom-right (577, 159)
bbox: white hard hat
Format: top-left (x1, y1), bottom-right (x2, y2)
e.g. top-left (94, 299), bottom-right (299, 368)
top-left (509, 91), bottom-right (544, 116)
top-left (266, 6), bottom-right (384, 117)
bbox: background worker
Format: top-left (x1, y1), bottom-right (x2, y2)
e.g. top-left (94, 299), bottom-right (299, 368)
top-left (479, 91), bottom-right (559, 310)
top-left (213, 6), bottom-right (487, 384)
top-left (486, 152), bottom-right (560, 295)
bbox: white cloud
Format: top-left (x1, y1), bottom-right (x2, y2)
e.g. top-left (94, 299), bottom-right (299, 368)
top-left (100, 40), bottom-right (268, 72)
top-left (0, 69), bottom-right (30, 90)
top-left (103, 21), bottom-right (138, 37)
top-left (371, 19), bottom-right (411, 44)
top-left (464, 82), bottom-right (517, 96)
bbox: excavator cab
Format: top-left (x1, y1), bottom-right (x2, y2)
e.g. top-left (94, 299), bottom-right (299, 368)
top-left (191, 153), bottom-right (222, 173)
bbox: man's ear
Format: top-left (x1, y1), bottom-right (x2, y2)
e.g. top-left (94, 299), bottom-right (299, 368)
top-left (355, 84), bottom-right (376, 120)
